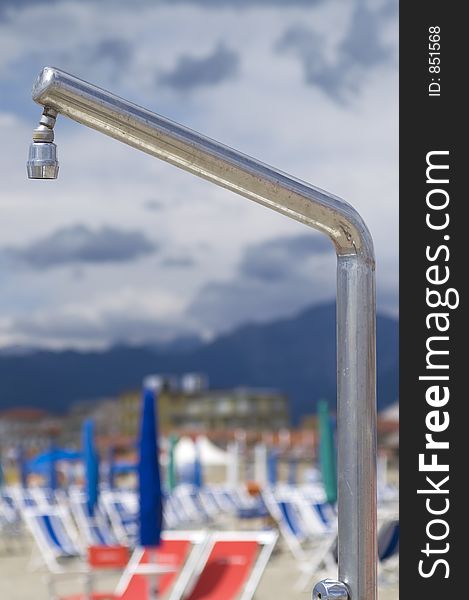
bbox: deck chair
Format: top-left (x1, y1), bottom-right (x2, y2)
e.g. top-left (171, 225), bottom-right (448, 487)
top-left (378, 519), bottom-right (399, 584)
top-left (166, 493), bottom-right (192, 525)
top-left (198, 490), bottom-right (222, 519)
top-left (263, 492), bottom-right (337, 591)
top-left (58, 530), bottom-right (208, 600)
top-left (61, 530), bottom-right (277, 600)
top-left (178, 530), bottom-right (278, 600)
top-left (9, 485), bottom-right (40, 511)
top-left (100, 490), bottom-right (138, 546)
top-left (1, 491), bottom-right (20, 527)
top-left (69, 492), bottom-right (118, 547)
top-left (1, 492), bottom-right (23, 548)
top-left (324, 519), bottom-right (399, 588)
top-left (378, 519), bottom-right (399, 561)
top-left (173, 487), bottom-right (211, 524)
top-left (31, 487), bottom-right (63, 508)
top-left (23, 505), bottom-right (84, 572)
top-left (59, 545), bottom-right (131, 600)
top-left (23, 505), bottom-right (89, 599)
top-left (206, 488), bottom-right (237, 515)
top-left (288, 492), bottom-right (336, 537)
top-left (162, 493), bottom-right (186, 530)
top-left (117, 531), bottom-right (208, 600)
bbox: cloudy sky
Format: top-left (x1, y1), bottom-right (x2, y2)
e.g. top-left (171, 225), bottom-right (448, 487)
top-left (0, 0), bottom-right (398, 349)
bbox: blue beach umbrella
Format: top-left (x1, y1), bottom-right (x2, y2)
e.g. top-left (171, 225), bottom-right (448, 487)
top-left (193, 439), bottom-right (203, 489)
top-left (82, 419), bottom-right (100, 515)
top-left (267, 449), bottom-right (278, 487)
top-left (29, 447), bottom-right (81, 490)
top-left (47, 442), bottom-right (59, 490)
top-left (29, 448), bottom-right (82, 468)
top-left (138, 387), bottom-right (163, 548)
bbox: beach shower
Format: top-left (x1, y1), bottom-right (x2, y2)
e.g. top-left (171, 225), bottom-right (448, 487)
top-left (27, 66), bottom-right (377, 600)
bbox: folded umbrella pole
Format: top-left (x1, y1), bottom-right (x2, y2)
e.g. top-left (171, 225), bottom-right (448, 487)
top-left (47, 442), bottom-right (58, 492)
top-left (193, 438), bottom-right (203, 490)
top-left (138, 387), bottom-right (164, 600)
top-left (318, 400), bottom-right (338, 506)
top-left (82, 419), bottom-right (100, 516)
top-left (267, 449), bottom-right (278, 488)
top-left (166, 435), bottom-right (178, 493)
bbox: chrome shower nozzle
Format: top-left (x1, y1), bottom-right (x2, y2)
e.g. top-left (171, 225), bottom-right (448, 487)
top-left (27, 107), bottom-right (59, 179)
top-left (27, 141), bottom-right (59, 179)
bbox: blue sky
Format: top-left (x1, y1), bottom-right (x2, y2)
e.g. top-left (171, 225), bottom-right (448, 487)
top-left (0, 0), bottom-right (398, 349)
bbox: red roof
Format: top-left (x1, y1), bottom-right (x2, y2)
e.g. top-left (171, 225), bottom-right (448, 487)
top-left (0, 407), bottom-right (49, 421)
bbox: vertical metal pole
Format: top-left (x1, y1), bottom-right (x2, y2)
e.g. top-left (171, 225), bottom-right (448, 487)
top-left (337, 255), bottom-right (377, 600)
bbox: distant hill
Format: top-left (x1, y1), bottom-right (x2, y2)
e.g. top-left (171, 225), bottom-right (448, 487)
top-left (0, 302), bottom-right (398, 424)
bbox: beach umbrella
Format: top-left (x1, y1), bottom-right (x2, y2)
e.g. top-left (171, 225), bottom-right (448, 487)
top-left (193, 438), bottom-right (203, 489)
top-left (138, 387), bottom-right (163, 548)
top-left (28, 448), bottom-right (82, 489)
top-left (317, 399), bottom-right (337, 504)
top-left (47, 442), bottom-right (59, 491)
top-left (29, 448), bottom-right (82, 468)
top-left (166, 435), bottom-right (178, 492)
top-left (82, 419), bottom-right (100, 515)
top-left (267, 449), bottom-right (278, 487)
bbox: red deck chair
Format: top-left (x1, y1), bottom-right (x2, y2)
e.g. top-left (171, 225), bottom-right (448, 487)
top-left (60, 532), bottom-right (207, 600)
top-left (116, 536), bottom-right (198, 600)
top-left (62, 545), bottom-right (130, 600)
top-left (180, 531), bottom-right (278, 600)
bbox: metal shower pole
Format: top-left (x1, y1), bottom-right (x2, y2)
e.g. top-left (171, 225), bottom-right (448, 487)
top-left (28, 67), bottom-right (377, 600)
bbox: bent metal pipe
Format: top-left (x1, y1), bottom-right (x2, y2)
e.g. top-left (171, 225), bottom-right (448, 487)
top-left (28, 67), bottom-right (377, 600)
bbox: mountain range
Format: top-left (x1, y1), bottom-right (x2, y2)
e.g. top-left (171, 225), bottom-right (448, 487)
top-left (0, 302), bottom-right (398, 424)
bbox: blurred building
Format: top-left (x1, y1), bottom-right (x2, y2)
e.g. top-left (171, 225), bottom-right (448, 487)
top-left (60, 397), bottom-right (121, 445)
top-left (164, 387), bottom-right (289, 432)
top-left (119, 380), bottom-right (289, 435)
top-left (0, 373), bottom-right (290, 451)
top-left (0, 408), bottom-right (62, 450)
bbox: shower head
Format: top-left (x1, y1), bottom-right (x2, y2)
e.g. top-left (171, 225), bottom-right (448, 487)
top-left (26, 107), bottom-right (59, 179)
top-left (27, 140), bottom-right (59, 179)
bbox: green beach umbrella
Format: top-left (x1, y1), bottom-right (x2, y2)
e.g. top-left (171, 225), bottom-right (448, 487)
top-left (317, 399), bottom-right (337, 504)
top-left (166, 435), bottom-right (178, 492)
